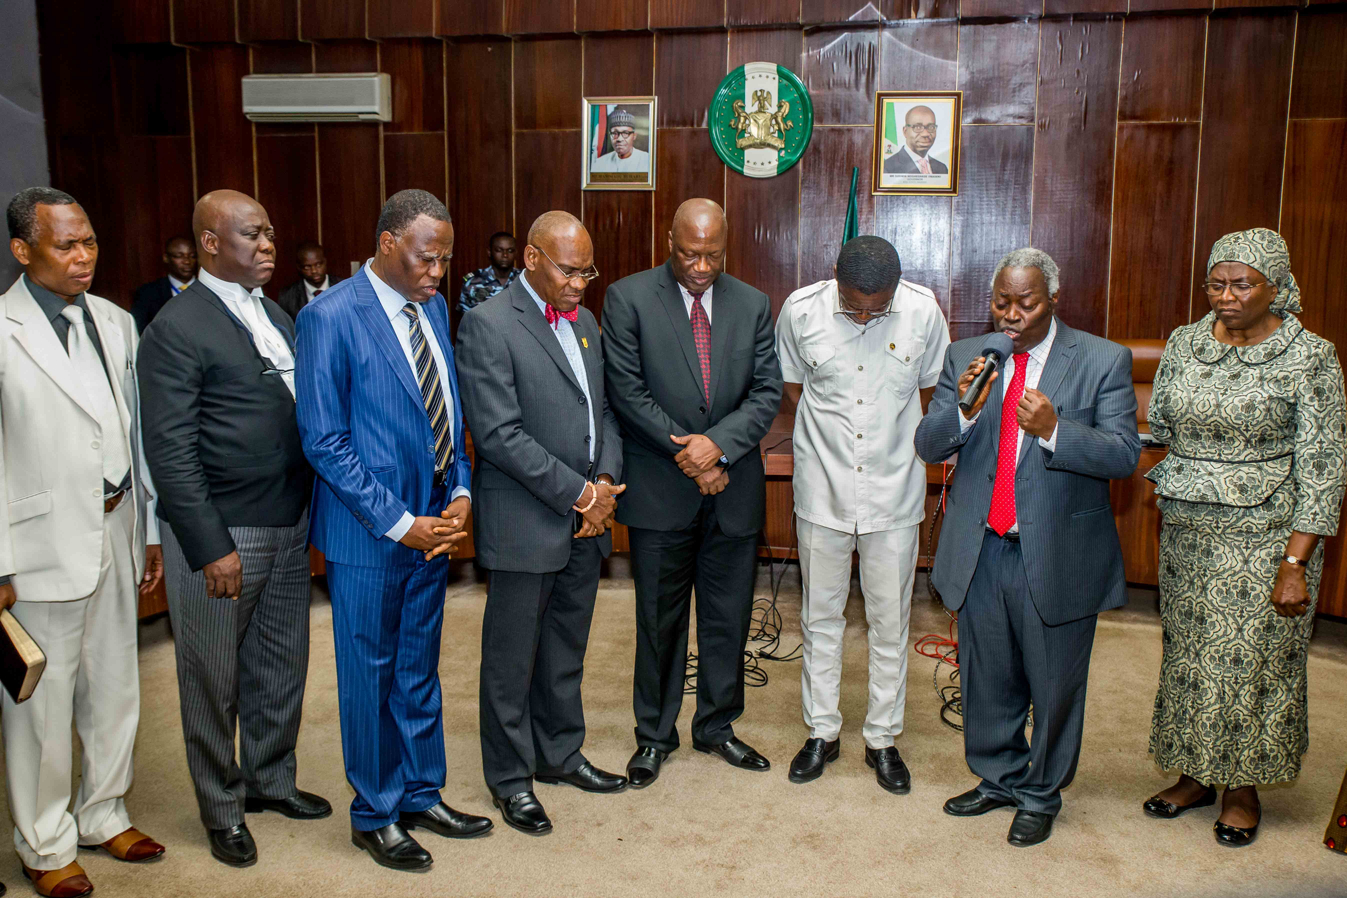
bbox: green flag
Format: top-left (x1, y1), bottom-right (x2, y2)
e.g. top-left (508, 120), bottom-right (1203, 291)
top-left (842, 166), bottom-right (860, 246)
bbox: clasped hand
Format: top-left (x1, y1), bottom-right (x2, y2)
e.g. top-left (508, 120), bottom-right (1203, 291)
top-left (573, 480), bottom-right (627, 538)
top-left (957, 357), bottom-right (1057, 439)
top-left (670, 433), bottom-right (728, 495)
top-left (400, 496), bottom-right (472, 561)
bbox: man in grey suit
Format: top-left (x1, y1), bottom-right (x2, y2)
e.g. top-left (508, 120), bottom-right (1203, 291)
top-left (914, 248), bottom-right (1139, 847)
top-left (456, 211), bottom-right (628, 837)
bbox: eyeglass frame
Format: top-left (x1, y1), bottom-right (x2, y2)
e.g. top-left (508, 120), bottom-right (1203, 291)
top-left (903, 122), bottom-right (938, 134)
top-left (837, 291), bottom-right (896, 325)
top-left (534, 244), bottom-right (600, 284)
top-left (1201, 279), bottom-right (1273, 298)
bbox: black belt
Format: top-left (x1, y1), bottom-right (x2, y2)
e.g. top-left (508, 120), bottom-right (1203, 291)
top-left (433, 469), bottom-right (447, 488)
top-left (987, 527), bottom-right (1020, 543)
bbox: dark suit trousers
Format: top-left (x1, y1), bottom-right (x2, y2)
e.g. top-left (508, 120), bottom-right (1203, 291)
top-left (960, 530), bottom-right (1097, 816)
top-left (162, 513), bottom-right (311, 830)
top-left (327, 484), bottom-right (452, 831)
top-left (479, 536), bottom-right (603, 798)
top-left (629, 498), bottom-right (758, 753)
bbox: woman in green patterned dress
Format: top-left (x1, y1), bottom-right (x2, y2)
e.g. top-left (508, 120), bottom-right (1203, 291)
top-left (1142, 228), bottom-right (1347, 847)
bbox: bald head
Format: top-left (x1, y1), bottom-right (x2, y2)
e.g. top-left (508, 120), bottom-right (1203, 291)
top-left (668, 198), bottom-right (727, 294)
top-left (523, 210), bottom-right (594, 313)
top-left (192, 190), bottom-right (276, 289)
top-left (903, 105), bottom-right (937, 156)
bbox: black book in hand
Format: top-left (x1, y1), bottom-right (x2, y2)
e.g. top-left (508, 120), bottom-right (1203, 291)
top-left (0, 609), bottom-right (45, 703)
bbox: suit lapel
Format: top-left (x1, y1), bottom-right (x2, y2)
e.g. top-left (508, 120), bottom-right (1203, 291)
top-left (511, 281), bottom-right (584, 394)
top-left (656, 262), bottom-right (706, 400)
top-left (1018, 321), bottom-right (1077, 468)
top-left (352, 270), bottom-right (426, 411)
top-left (85, 298), bottom-right (132, 427)
top-left (4, 279), bottom-right (99, 421)
top-left (707, 280), bottom-right (734, 408)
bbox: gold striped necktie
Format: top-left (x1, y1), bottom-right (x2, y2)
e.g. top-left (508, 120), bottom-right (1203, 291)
top-left (402, 302), bottom-right (452, 474)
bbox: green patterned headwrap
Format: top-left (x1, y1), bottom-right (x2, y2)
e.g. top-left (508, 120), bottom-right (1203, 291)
top-left (1206, 227), bottom-right (1302, 318)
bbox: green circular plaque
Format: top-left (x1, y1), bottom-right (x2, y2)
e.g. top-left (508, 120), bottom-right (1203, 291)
top-left (709, 62), bottom-right (814, 179)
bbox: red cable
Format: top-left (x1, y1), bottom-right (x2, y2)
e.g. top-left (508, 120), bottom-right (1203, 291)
top-left (914, 616), bottom-right (958, 667)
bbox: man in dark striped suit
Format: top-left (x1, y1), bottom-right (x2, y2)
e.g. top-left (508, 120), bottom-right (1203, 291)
top-left (296, 190), bottom-right (492, 872)
top-left (915, 248), bottom-right (1139, 847)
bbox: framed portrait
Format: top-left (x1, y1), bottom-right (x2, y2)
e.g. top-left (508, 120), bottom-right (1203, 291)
top-left (583, 97), bottom-right (657, 191)
top-left (872, 92), bottom-right (962, 196)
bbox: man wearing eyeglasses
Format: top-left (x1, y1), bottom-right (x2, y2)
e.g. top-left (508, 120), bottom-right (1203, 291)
top-left (884, 105), bottom-right (949, 176)
top-left (602, 198), bottom-right (783, 787)
top-left (457, 210), bottom-right (628, 837)
top-left (590, 107), bottom-right (649, 174)
top-left (139, 190), bottom-right (326, 868)
top-left (775, 236), bottom-right (949, 793)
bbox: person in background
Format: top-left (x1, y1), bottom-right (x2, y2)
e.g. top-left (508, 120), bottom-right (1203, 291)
top-left (130, 235), bottom-right (195, 333)
top-left (457, 211), bottom-right (628, 836)
top-left (602, 198), bottom-right (783, 788)
top-left (297, 189), bottom-right (491, 872)
top-left (775, 236), bottom-right (949, 793)
top-left (1143, 228), bottom-right (1347, 848)
top-left (914, 247), bottom-right (1139, 847)
top-left (139, 189), bottom-right (328, 870)
top-left (458, 231), bottom-right (519, 316)
top-left (277, 241), bottom-right (337, 320)
top-left (2, 186), bottom-right (165, 898)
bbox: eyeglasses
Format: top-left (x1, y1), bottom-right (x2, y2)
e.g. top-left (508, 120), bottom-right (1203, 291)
top-left (1202, 280), bottom-right (1271, 298)
top-left (536, 245), bottom-right (599, 284)
top-left (904, 123), bottom-right (938, 134)
top-left (609, 129), bottom-right (636, 139)
top-left (838, 294), bottom-right (895, 325)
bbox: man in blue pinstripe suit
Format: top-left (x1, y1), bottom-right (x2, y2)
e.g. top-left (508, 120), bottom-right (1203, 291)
top-left (915, 249), bottom-right (1139, 847)
top-left (296, 190), bottom-right (493, 872)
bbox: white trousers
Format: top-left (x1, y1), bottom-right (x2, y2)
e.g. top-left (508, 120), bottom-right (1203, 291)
top-left (2, 499), bottom-right (139, 870)
top-left (797, 518), bottom-right (917, 749)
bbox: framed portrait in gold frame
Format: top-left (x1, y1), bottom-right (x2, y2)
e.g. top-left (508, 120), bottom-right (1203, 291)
top-left (582, 96), bottom-right (657, 191)
top-left (872, 91), bottom-right (962, 196)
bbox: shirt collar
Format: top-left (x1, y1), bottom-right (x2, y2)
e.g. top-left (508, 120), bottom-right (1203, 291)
top-left (1023, 317), bottom-right (1058, 364)
top-left (23, 274), bottom-right (86, 323)
top-left (197, 267), bottom-right (262, 306)
top-left (304, 276), bottom-right (329, 296)
top-left (678, 280), bottom-right (713, 304)
top-left (168, 274), bottom-right (193, 291)
top-left (1188, 310), bottom-right (1303, 366)
top-left (520, 270), bottom-right (549, 316)
top-left (364, 261), bottom-right (420, 322)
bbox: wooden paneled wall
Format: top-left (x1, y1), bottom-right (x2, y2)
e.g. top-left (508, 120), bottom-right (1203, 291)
top-left (35, 2), bottom-right (1347, 614)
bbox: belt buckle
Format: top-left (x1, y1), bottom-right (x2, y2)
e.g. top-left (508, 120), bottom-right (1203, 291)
top-left (104, 491), bottom-right (126, 514)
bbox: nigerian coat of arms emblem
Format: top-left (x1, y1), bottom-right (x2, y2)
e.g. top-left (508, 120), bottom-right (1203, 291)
top-left (709, 62), bottom-right (814, 179)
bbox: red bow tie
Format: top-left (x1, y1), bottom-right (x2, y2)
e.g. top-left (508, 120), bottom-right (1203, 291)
top-left (544, 304), bottom-right (578, 329)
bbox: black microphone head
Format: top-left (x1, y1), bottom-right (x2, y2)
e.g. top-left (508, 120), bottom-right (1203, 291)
top-left (981, 331), bottom-right (1015, 361)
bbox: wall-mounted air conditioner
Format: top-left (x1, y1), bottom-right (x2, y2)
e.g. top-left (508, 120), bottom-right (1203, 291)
top-left (241, 73), bottom-right (391, 123)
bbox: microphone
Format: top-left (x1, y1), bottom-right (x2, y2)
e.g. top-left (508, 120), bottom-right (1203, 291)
top-left (958, 332), bottom-right (1015, 414)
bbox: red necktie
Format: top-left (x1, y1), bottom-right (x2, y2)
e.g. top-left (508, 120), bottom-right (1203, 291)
top-left (544, 304), bottom-right (579, 329)
top-left (689, 293), bottom-right (711, 404)
top-left (987, 353), bottom-right (1030, 536)
top-left (313, 289), bottom-right (323, 297)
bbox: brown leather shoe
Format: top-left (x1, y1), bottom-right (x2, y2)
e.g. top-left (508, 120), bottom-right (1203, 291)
top-left (96, 827), bottom-right (166, 863)
top-left (23, 862), bottom-right (93, 898)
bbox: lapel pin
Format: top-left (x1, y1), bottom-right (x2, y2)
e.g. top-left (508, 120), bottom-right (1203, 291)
top-left (582, 337), bottom-right (589, 349)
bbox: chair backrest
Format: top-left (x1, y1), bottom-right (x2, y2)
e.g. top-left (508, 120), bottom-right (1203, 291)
top-left (1117, 339), bottom-right (1166, 434)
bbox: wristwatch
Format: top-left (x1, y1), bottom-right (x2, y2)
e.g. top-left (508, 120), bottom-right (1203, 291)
top-left (1283, 554), bottom-right (1310, 567)
top-left (716, 455), bottom-right (729, 468)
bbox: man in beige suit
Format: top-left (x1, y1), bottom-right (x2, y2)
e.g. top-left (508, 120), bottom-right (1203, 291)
top-left (1, 188), bottom-right (166, 897)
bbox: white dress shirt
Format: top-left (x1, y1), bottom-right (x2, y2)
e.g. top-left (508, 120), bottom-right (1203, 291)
top-left (168, 274), bottom-right (193, 295)
top-left (364, 262), bottom-right (470, 542)
top-left (679, 281), bottom-right (713, 324)
top-left (197, 267), bottom-right (296, 398)
top-left (959, 317), bottom-right (1059, 533)
top-left (304, 276), bottom-right (330, 301)
top-left (776, 279), bottom-right (950, 534)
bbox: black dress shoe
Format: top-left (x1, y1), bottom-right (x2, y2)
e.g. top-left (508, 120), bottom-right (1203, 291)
top-left (788, 738), bottom-right (839, 784)
top-left (400, 802), bottom-right (494, 839)
top-left (1007, 810), bottom-right (1054, 847)
top-left (626, 747), bottom-right (668, 789)
top-left (244, 790), bottom-right (333, 820)
top-left (1214, 805), bottom-right (1261, 848)
top-left (1143, 787), bottom-right (1217, 819)
top-left (943, 787), bottom-right (1016, 817)
top-left (493, 792), bottom-right (552, 835)
top-left (692, 737), bottom-right (770, 771)
top-left (865, 746), bottom-right (911, 794)
top-left (536, 761), bottom-right (628, 793)
top-left (352, 823), bottom-right (432, 871)
top-left (208, 824), bottom-right (257, 867)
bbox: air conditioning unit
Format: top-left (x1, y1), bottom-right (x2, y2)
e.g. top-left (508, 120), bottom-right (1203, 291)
top-left (241, 73), bottom-right (391, 123)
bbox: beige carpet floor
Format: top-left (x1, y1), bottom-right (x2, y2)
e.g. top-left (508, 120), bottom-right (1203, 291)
top-left (2, 562), bottom-right (1345, 898)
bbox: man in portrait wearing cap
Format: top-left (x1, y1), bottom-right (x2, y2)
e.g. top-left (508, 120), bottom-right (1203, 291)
top-left (591, 107), bottom-right (650, 174)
